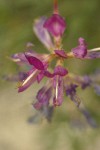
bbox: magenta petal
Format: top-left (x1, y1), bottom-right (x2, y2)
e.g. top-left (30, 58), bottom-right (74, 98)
top-left (54, 50), bottom-right (67, 58)
top-left (25, 55), bottom-right (44, 70)
top-left (37, 71), bottom-right (44, 83)
top-left (33, 17), bottom-right (53, 50)
top-left (44, 14), bottom-right (66, 37)
top-left (54, 66), bottom-right (68, 76)
top-left (78, 37), bottom-right (87, 46)
top-left (71, 37), bottom-right (87, 58)
top-left (72, 46), bottom-right (87, 58)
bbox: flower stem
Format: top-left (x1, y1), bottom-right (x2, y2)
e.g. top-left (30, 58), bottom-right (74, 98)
top-left (53, 0), bottom-right (59, 14)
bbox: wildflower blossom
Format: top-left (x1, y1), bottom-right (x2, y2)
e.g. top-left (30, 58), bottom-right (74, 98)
top-left (10, 0), bottom-right (100, 125)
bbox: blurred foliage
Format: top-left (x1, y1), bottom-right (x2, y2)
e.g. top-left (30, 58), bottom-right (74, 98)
top-left (0, 0), bottom-right (100, 150)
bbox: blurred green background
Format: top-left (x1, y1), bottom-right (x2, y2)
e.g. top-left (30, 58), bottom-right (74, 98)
top-left (0, 0), bottom-right (100, 150)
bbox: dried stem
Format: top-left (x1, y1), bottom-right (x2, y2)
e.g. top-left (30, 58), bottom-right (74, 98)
top-left (53, 0), bottom-right (59, 14)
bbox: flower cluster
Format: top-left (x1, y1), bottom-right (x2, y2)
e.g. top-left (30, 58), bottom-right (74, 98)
top-left (10, 0), bottom-right (100, 126)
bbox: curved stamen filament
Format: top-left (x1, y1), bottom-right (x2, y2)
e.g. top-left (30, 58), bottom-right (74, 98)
top-left (56, 80), bottom-right (58, 99)
top-left (88, 47), bottom-right (100, 52)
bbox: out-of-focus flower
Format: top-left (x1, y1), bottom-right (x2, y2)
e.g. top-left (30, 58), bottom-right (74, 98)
top-left (10, 0), bottom-right (100, 125)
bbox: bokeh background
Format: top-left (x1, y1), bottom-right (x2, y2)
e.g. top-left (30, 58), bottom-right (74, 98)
top-left (0, 0), bottom-right (100, 150)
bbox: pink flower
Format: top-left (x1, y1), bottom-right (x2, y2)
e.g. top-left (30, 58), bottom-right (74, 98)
top-left (10, 0), bottom-right (100, 125)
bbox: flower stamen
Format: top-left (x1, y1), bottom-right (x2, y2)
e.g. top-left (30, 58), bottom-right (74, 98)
top-left (88, 47), bottom-right (100, 52)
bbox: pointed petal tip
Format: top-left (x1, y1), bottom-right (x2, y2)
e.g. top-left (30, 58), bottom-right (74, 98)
top-left (18, 86), bottom-right (26, 93)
